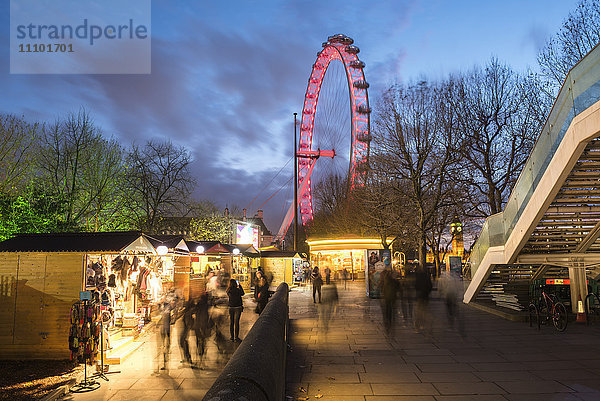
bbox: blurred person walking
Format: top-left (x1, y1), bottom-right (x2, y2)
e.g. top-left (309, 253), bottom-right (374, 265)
top-left (379, 266), bottom-right (399, 335)
top-left (319, 281), bottom-right (339, 333)
top-left (414, 264), bottom-right (432, 331)
top-left (193, 292), bottom-right (212, 367)
top-left (226, 279), bottom-right (244, 342)
top-left (398, 273), bottom-right (414, 324)
top-left (254, 276), bottom-right (270, 314)
top-left (439, 270), bottom-right (465, 335)
top-left (178, 299), bottom-right (194, 365)
top-left (324, 266), bottom-right (331, 284)
top-left (311, 266), bottom-right (323, 303)
top-left (155, 297), bottom-right (173, 373)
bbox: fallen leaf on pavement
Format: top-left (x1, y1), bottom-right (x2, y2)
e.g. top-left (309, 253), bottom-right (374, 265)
top-left (299, 386), bottom-right (306, 393)
top-left (315, 394), bottom-right (323, 399)
top-left (327, 377), bottom-right (335, 380)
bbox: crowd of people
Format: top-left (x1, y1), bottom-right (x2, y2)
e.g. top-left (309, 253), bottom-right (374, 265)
top-left (154, 261), bottom-right (462, 372)
top-left (377, 264), bottom-right (464, 336)
top-left (154, 267), bottom-right (273, 372)
top-left (307, 262), bottom-right (464, 338)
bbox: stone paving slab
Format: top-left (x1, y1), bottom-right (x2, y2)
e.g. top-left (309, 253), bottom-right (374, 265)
top-left (359, 372), bottom-right (421, 383)
top-left (363, 363), bottom-right (420, 373)
top-left (371, 383), bottom-right (439, 396)
top-left (364, 397), bottom-right (437, 401)
top-left (433, 382), bottom-right (506, 395)
top-left (503, 394), bottom-right (582, 401)
top-left (311, 364), bottom-right (366, 373)
top-left (302, 372), bottom-right (361, 383)
top-left (416, 363), bottom-right (475, 372)
top-left (306, 383), bottom-right (374, 396)
top-left (416, 372), bottom-right (482, 382)
top-left (474, 371), bottom-right (541, 381)
top-left (161, 389), bottom-right (207, 400)
top-left (434, 396), bottom-right (508, 401)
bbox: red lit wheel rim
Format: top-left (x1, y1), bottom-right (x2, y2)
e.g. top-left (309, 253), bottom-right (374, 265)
top-left (298, 35), bottom-right (370, 225)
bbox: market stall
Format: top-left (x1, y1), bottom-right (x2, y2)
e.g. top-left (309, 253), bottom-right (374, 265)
top-left (260, 250), bottom-right (303, 287)
top-left (0, 231), bottom-right (159, 360)
top-left (306, 236), bottom-right (392, 297)
top-left (224, 244), bottom-right (259, 291)
top-left (147, 235), bottom-right (192, 301)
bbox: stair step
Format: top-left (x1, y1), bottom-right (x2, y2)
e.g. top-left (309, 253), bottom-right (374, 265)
top-left (106, 336), bottom-right (133, 352)
top-left (105, 340), bottom-right (144, 365)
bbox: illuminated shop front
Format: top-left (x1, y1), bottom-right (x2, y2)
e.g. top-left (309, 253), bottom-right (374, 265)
top-left (306, 236), bottom-right (392, 297)
top-left (185, 240), bottom-right (225, 276)
top-left (227, 244), bottom-right (259, 291)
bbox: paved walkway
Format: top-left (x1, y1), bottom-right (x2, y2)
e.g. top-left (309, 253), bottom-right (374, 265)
top-left (60, 281), bottom-right (600, 401)
top-left (285, 280), bottom-right (600, 401)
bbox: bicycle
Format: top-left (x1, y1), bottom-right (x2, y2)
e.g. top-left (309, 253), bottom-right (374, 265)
top-left (528, 290), bottom-right (568, 332)
top-left (585, 292), bottom-right (600, 325)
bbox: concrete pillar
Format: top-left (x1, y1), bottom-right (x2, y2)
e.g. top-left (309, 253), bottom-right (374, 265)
top-left (568, 266), bottom-right (588, 314)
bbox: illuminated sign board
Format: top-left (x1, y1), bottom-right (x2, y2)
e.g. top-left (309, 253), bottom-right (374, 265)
top-left (236, 224), bottom-right (259, 249)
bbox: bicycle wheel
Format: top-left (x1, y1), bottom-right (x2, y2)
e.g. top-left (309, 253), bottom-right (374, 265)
top-left (552, 302), bottom-right (568, 332)
top-left (528, 303), bottom-right (540, 330)
top-left (585, 293), bottom-right (600, 325)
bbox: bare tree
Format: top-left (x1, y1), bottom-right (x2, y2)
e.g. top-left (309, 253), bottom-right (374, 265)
top-left (84, 138), bottom-right (131, 231)
top-left (308, 174), bottom-right (362, 238)
top-left (36, 110), bottom-right (128, 230)
top-left (126, 139), bottom-right (195, 232)
top-left (453, 59), bottom-right (544, 218)
top-left (0, 114), bottom-right (39, 193)
top-left (354, 171), bottom-right (413, 249)
top-left (538, 0), bottom-right (600, 86)
top-left (372, 80), bottom-right (461, 272)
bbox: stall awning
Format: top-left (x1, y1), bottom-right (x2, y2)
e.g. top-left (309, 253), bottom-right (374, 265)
top-left (147, 234), bottom-right (189, 253)
top-left (226, 243), bottom-right (259, 256)
top-left (184, 240), bottom-right (221, 254)
top-left (260, 250), bottom-right (302, 258)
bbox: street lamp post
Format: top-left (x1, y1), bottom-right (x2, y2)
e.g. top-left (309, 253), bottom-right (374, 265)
top-left (293, 112), bottom-right (298, 252)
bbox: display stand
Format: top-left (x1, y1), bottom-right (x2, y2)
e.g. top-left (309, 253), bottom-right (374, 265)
top-left (70, 357), bottom-right (100, 393)
top-left (70, 299), bottom-right (101, 393)
top-left (93, 318), bottom-right (120, 380)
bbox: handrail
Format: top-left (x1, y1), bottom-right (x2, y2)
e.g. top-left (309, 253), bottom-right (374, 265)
top-left (468, 43), bottom-right (600, 278)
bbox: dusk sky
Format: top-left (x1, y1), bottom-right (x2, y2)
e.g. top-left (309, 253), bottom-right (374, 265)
top-left (0, 0), bottom-right (576, 232)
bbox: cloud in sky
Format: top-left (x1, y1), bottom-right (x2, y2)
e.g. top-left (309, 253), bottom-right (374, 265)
top-left (0, 0), bottom-right (575, 231)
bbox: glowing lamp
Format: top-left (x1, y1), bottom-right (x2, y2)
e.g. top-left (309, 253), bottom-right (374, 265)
top-left (156, 245), bottom-right (168, 255)
top-left (233, 248), bottom-right (240, 255)
top-left (196, 245), bottom-right (205, 254)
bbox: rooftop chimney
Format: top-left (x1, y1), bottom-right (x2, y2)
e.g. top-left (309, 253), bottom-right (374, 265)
top-left (243, 208), bottom-right (247, 221)
top-left (256, 209), bottom-right (264, 219)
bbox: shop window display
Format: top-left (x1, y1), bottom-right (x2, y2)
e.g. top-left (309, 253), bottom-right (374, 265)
top-left (232, 256), bottom-right (252, 290)
top-left (84, 253), bottom-right (172, 340)
top-left (313, 250), bottom-right (365, 280)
